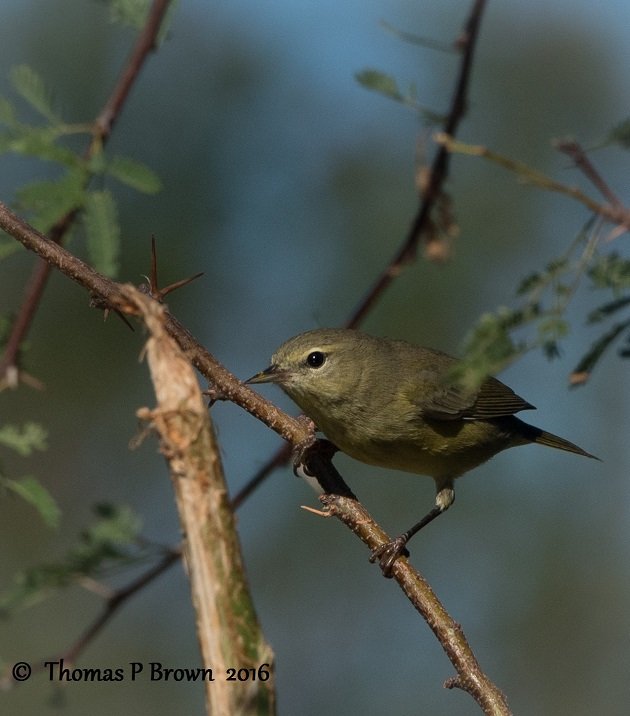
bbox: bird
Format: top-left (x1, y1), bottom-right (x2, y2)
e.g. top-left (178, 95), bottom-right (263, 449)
top-left (247, 328), bottom-right (598, 575)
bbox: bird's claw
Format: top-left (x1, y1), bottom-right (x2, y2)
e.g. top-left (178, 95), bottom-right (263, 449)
top-left (369, 537), bottom-right (410, 578)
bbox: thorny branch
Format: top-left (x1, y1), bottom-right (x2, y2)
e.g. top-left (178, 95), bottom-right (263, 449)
top-left (0, 196), bottom-right (511, 714)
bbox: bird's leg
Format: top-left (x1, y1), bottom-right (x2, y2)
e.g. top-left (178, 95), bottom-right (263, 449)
top-left (370, 481), bottom-right (455, 578)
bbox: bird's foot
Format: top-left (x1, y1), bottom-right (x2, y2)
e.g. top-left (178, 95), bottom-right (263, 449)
top-left (369, 537), bottom-right (410, 578)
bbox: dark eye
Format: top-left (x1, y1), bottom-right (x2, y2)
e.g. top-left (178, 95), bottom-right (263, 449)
top-left (306, 351), bottom-right (326, 368)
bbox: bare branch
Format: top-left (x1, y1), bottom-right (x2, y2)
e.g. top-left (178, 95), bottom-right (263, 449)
top-left (554, 139), bottom-right (624, 208)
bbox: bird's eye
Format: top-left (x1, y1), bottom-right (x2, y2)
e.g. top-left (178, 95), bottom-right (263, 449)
top-left (306, 351), bottom-right (326, 368)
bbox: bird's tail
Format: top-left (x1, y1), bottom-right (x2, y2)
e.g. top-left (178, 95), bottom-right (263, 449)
top-left (518, 420), bottom-right (599, 460)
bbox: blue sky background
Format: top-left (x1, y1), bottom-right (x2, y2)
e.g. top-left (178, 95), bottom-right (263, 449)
top-left (1, 1), bottom-right (629, 714)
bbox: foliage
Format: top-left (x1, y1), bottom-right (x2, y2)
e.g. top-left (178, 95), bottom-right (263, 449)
top-left (99, 0), bottom-right (178, 41)
top-left (450, 220), bottom-right (630, 388)
top-left (0, 503), bottom-right (145, 616)
top-left (354, 30), bottom-right (630, 388)
top-left (355, 68), bottom-right (445, 123)
top-left (0, 64), bottom-right (162, 275)
top-left (0, 422), bottom-right (57, 528)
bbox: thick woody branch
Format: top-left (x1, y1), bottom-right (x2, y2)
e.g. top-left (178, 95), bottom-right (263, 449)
top-left (127, 286), bottom-right (275, 715)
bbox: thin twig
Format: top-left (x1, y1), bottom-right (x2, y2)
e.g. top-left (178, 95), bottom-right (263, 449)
top-left (0, 0), bottom-right (173, 382)
top-left (554, 139), bottom-right (623, 208)
top-left (64, 548), bottom-right (180, 665)
top-left (323, 494), bottom-right (511, 715)
top-left (0, 548), bottom-right (180, 689)
top-left (437, 133), bottom-right (630, 231)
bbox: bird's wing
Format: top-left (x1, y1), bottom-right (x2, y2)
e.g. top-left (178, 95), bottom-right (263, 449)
top-left (421, 375), bottom-right (535, 421)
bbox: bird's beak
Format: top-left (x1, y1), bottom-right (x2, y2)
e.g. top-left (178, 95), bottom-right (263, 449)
top-left (245, 364), bottom-right (284, 385)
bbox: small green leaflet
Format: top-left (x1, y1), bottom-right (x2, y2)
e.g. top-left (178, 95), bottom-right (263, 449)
top-left (1, 476), bottom-right (60, 528)
top-left (84, 190), bottom-right (120, 277)
top-left (10, 65), bottom-right (61, 125)
top-left (107, 155), bottom-right (162, 194)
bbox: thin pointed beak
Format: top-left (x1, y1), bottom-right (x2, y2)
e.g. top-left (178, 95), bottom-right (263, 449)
top-left (245, 364), bottom-right (284, 385)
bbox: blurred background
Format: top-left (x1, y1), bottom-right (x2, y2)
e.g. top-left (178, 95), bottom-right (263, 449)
top-left (1, 0), bottom-right (629, 714)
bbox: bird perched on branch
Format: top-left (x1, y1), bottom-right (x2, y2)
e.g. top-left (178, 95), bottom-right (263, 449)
top-left (247, 328), bottom-right (598, 575)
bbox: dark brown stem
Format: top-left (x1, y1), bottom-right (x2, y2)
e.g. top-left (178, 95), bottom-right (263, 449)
top-left (94, 0), bottom-right (172, 139)
top-left (347, 0), bottom-right (487, 328)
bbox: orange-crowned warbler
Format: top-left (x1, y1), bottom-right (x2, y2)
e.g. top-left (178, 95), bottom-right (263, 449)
top-left (247, 328), bottom-right (597, 573)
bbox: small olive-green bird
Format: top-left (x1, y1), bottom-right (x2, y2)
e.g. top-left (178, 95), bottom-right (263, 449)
top-left (247, 328), bottom-right (597, 573)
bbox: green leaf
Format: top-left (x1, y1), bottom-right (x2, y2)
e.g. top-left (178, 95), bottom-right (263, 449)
top-left (106, 155), bottom-right (162, 194)
top-left (355, 69), bottom-right (405, 103)
top-left (603, 117), bottom-right (630, 150)
top-left (83, 190), bottom-right (120, 277)
top-left (10, 65), bottom-right (61, 124)
top-left (572, 319), bottom-right (630, 382)
top-left (379, 20), bottom-right (455, 53)
top-left (588, 252), bottom-right (630, 292)
top-left (88, 502), bottom-right (142, 546)
top-left (105, 0), bottom-right (153, 29)
top-left (516, 271), bottom-right (543, 296)
top-left (0, 422), bottom-right (48, 456)
top-left (0, 97), bottom-right (17, 126)
top-left (3, 124), bottom-right (82, 166)
top-left (16, 171), bottom-right (86, 232)
top-left (587, 295), bottom-right (630, 323)
top-left (0, 502), bottom-right (143, 615)
top-left (1, 476), bottom-right (60, 528)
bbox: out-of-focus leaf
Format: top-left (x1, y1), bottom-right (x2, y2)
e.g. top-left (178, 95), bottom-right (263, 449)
top-left (588, 253), bottom-right (630, 292)
top-left (571, 319), bottom-right (630, 385)
top-left (16, 171), bottom-right (86, 232)
top-left (106, 155), bottom-right (162, 194)
top-left (355, 69), bottom-right (404, 102)
top-left (1, 476), bottom-right (60, 528)
top-left (0, 503), bottom-right (143, 615)
top-left (10, 65), bottom-right (61, 124)
top-left (0, 422), bottom-right (48, 456)
top-left (602, 117), bottom-right (630, 150)
top-left (83, 190), bottom-right (120, 277)
top-left (587, 295), bottom-right (630, 323)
